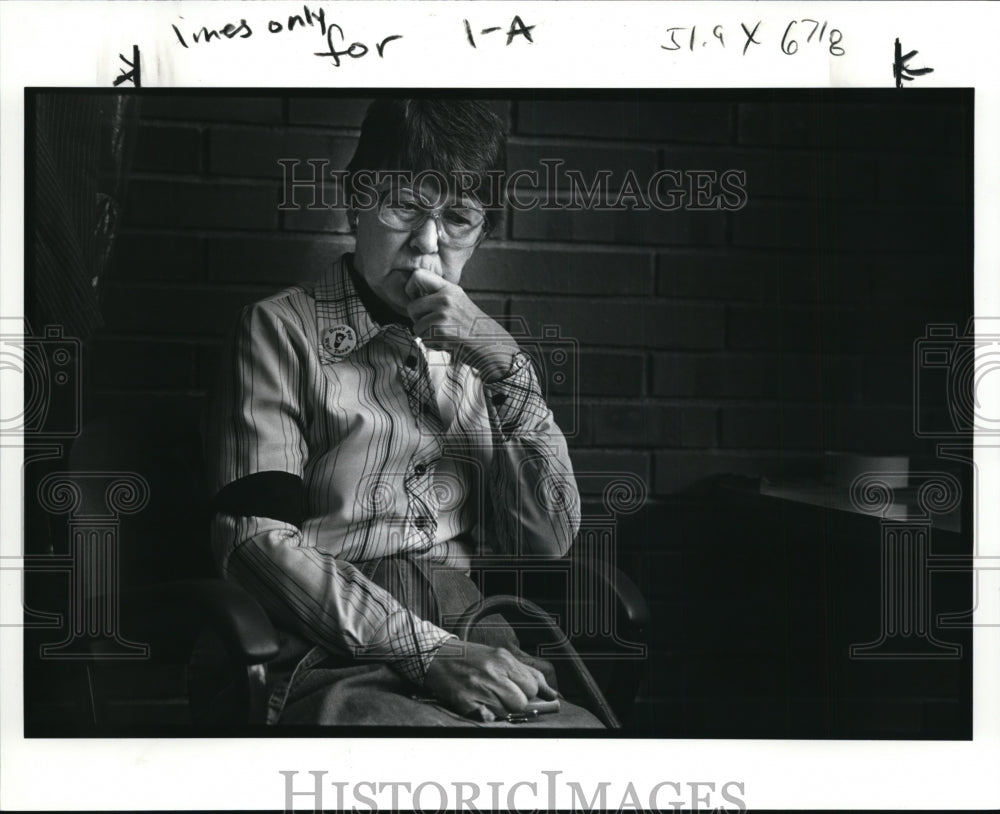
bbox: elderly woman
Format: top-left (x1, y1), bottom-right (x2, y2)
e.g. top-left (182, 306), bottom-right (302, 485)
top-left (207, 99), bottom-right (600, 727)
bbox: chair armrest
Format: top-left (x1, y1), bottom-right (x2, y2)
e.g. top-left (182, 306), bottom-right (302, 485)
top-left (122, 578), bottom-right (281, 665)
top-left (576, 559), bottom-right (650, 630)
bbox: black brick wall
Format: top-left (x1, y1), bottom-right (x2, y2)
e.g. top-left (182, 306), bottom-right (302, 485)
top-left (99, 93), bottom-right (970, 501)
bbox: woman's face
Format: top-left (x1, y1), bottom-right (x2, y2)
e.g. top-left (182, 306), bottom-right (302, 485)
top-left (352, 178), bottom-right (483, 317)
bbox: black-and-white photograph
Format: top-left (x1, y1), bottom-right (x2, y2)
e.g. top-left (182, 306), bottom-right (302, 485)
top-left (19, 89), bottom-right (974, 744)
top-left (7, 0), bottom-right (1000, 806)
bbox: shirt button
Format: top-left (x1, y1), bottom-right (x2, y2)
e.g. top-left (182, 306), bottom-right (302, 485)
top-left (414, 463), bottom-right (427, 476)
top-left (491, 393), bottom-right (506, 406)
top-left (405, 355), bottom-right (417, 369)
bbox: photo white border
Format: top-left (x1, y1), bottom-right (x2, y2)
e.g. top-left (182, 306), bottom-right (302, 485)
top-left (2, 1), bottom-right (998, 810)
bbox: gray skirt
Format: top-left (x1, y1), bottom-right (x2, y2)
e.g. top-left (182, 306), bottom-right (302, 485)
top-left (271, 556), bottom-right (605, 728)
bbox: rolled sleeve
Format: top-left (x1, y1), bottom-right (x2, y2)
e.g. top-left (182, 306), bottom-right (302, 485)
top-left (479, 352), bottom-right (581, 558)
top-left (214, 512), bottom-right (455, 685)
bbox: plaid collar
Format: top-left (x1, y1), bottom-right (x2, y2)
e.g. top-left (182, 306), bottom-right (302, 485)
top-left (313, 254), bottom-right (412, 364)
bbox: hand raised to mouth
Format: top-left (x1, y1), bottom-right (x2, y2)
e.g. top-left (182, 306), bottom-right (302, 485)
top-left (404, 268), bottom-right (520, 382)
top-left (402, 265), bottom-right (441, 299)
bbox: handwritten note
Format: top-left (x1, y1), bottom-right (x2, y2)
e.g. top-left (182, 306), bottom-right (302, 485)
top-left (116, 6), bottom-right (861, 88)
top-left (464, 15), bottom-right (535, 48)
top-left (169, 4), bottom-right (404, 68)
top-left (662, 19), bottom-right (845, 57)
top-left (160, 5), bottom-right (540, 76)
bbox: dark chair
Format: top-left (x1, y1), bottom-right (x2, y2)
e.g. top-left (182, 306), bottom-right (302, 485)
top-left (31, 408), bottom-right (648, 730)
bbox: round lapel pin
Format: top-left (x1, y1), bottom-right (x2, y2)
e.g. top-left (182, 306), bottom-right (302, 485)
top-left (322, 325), bottom-right (357, 358)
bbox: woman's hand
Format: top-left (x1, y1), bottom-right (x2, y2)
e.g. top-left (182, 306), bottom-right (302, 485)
top-left (422, 639), bottom-right (558, 722)
top-left (404, 268), bottom-right (520, 382)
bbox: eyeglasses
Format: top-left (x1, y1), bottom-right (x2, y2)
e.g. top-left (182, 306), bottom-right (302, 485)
top-left (377, 187), bottom-right (488, 248)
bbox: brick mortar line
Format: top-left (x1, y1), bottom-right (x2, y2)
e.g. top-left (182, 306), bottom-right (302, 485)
top-left (116, 229), bottom-right (963, 266)
top-left (195, 122), bottom-right (363, 136)
top-left (140, 116), bottom-right (966, 164)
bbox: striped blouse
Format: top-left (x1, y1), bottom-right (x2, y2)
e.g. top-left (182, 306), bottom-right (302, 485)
top-left (206, 254), bottom-right (581, 685)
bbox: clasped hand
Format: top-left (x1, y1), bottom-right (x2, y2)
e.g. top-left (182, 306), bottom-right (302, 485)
top-left (404, 268), bottom-right (519, 382)
top-left (422, 638), bottom-right (558, 722)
